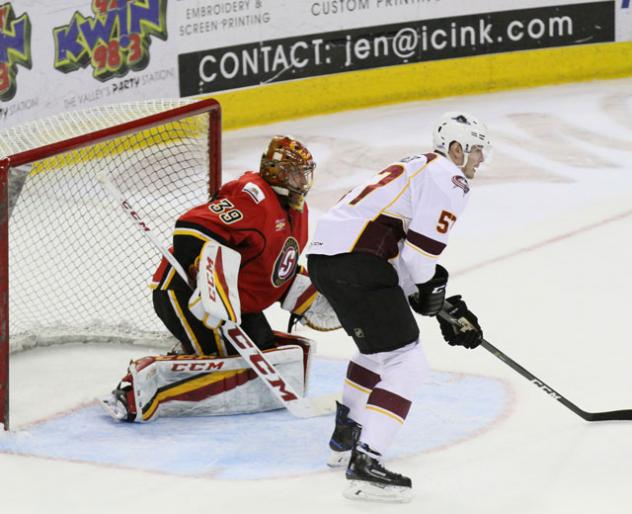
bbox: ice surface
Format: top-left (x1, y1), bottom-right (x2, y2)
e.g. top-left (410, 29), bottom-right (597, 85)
top-left (3, 78), bottom-right (632, 513)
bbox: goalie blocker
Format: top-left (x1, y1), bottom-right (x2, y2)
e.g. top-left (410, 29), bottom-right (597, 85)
top-left (102, 332), bottom-right (314, 422)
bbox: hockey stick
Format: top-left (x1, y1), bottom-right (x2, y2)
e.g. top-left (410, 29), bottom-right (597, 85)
top-left (97, 173), bottom-right (335, 418)
top-left (438, 302), bottom-right (632, 422)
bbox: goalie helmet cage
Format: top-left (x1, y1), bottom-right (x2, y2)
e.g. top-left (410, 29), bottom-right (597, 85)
top-left (0, 98), bottom-right (222, 430)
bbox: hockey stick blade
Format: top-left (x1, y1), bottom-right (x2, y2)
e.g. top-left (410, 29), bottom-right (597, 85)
top-left (439, 303), bottom-right (632, 422)
top-left (479, 339), bottom-right (632, 422)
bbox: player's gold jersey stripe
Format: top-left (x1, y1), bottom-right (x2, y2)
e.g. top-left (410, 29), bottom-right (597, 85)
top-left (365, 404), bottom-right (405, 424)
top-left (344, 378), bottom-right (371, 394)
top-left (380, 160), bottom-right (430, 213)
top-left (404, 239), bottom-right (439, 259)
top-left (349, 160), bottom-right (431, 252)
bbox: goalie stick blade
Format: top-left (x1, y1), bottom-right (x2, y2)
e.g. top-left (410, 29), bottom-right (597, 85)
top-left (286, 393), bottom-right (339, 418)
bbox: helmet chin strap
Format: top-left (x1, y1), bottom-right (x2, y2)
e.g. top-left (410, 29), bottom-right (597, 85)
top-left (270, 185), bottom-right (289, 197)
top-left (270, 185), bottom-right (305, 211)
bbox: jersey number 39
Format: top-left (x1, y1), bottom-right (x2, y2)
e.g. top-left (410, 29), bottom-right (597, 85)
top-left (209, 199), bottom-right (244, 224)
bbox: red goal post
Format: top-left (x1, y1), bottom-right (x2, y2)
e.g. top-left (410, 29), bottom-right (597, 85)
top-left (0, 98), bottom-right (222, 430)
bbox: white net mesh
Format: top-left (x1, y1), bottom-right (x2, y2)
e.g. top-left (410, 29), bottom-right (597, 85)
top-left (4, 99), bottom-right (219, 352)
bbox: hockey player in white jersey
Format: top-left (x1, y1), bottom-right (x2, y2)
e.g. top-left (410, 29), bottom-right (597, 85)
top-left (307, 112), bottom-right (491, 502)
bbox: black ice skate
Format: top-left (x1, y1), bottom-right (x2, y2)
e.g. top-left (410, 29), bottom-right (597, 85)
top-left (344, 443), bottom-right (412, 503)
top-left (327, 401), bottom-right (362, 467)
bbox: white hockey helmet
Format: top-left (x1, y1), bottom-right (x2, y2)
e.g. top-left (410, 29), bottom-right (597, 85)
top-left (433, 112), bottom-right (492, 163)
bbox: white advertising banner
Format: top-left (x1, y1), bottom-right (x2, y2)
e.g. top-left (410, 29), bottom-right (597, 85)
top-left (0, 0), bottom-right (616, 129)
top-left (174, 0), bottom-right (607, 48)
top-left (616, 0), bottom-right (632, 40)
top-left (1, 1), bottom-right (179, 128)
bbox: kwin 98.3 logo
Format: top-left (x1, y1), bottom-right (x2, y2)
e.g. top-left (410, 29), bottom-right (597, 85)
top-left (0, 3), bottom-right (31, 102)
top-left (54, 0), bottom-right (167, 81)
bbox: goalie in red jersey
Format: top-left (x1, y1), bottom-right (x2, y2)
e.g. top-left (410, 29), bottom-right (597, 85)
top-left (102, 136), bottom-right (340, 422)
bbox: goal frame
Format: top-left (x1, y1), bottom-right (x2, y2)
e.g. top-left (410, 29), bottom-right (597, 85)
top-left (0, 98), bottom-right (222, 430)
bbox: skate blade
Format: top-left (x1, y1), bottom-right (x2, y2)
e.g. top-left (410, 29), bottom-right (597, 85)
top-left (343, 480), bottom-right (413, 503)
top-left (326, 449), bottom-right (351, 468)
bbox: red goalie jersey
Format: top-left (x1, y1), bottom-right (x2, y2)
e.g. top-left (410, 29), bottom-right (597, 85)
top-left (151, 172), bottom-right (309, 313)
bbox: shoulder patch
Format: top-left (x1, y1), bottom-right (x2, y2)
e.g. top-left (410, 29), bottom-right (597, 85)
top-left (451, 175), bottom-right (470, 196)
top-left (399, 154), bottom-right (424, 163)
top-left (242, 182), bottom-right (266, 204)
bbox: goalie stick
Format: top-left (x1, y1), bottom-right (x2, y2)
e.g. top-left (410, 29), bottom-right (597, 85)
top-left (438, 301), bottom-right (632, 422)
top-left (97, 173), bottom-right (335, 418)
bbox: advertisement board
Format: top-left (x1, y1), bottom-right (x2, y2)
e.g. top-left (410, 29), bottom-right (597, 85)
top-left (617, 0), bottom-right (632, 40)
top-left (179, 1), bottom-right (614, 96)
top-left (0, 0), bottom-right (618, 129)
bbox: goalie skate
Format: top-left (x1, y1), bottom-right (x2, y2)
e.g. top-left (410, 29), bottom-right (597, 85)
top-left (343, 444), bottom-right (412, 503)
top-left (99, 388), bottom-right (134, 422)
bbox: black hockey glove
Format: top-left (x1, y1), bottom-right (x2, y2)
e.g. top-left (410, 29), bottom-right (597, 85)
top-left (408, 265), bottom-right (448, 316)
top-left (437, 295), bottom-right (483, 349)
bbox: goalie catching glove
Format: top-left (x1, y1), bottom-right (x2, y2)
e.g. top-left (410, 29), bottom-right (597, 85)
top-left (282, 268), bottom-right (341, 332)
top-left (437, 295), bottom-right (483, 349)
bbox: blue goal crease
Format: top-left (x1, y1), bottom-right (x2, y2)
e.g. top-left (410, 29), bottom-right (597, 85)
top-left (0, 359), bottom-right (509, 479)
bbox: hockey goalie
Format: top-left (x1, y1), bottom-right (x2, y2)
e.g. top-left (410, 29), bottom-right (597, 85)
top-left (102, 136), bottom-right (340, 422)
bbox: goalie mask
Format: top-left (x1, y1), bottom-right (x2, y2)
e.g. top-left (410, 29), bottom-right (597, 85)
top-left (433, 112), bottom-right (492, 168)
top-left (260, 135), bottom-right (315, 211)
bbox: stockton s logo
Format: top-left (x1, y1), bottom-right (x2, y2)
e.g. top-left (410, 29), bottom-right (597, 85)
top-left (0, 4), bottom-right (31, 101)
top-left (54, 0), bottom-right (167, 82)
top-left (271, 237), bottom-right (299, 287)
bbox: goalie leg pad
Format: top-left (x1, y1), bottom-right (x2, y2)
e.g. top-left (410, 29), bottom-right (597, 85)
top-left (124, 346), bottom-right (307, 422)
top-left (272, 330), bottom-right (315, 390)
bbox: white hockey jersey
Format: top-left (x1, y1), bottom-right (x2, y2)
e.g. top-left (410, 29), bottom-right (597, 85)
top-left (307, 153), bottom-right (470, 292)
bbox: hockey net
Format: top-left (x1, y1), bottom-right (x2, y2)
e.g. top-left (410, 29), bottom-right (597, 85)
top-left (0, 98), bottom-right (222, 428)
